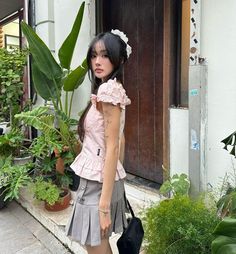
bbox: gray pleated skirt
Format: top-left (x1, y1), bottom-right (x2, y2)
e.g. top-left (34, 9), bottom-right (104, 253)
top-left (65, 178), bottom-right (128, 247)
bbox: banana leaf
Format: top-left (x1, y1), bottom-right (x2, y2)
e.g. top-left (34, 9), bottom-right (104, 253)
top-left (21, 21), bottom-right (63, 81)
top-left (58, 1), bottom-right (85, 70)
top-left (31, 60), bottom-right (61, 101)
top-left (63, 59), bottom-right (87, 91)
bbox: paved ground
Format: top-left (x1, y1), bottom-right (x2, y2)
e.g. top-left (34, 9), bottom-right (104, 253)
top-left (0, 201), bottom-right (72, 254)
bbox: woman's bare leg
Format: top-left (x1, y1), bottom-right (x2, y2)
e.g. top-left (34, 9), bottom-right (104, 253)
top-left (86, 238), bottom-right (112, 254)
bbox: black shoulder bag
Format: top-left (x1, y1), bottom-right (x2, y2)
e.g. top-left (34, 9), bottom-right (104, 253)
top-left (117, 196), bottom-right (144, 254)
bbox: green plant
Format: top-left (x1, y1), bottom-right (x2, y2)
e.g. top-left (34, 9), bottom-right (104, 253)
top-left (15, 106), bottom-right (78, 158)
top-left (216, 167), bottom-right (236, 218)
top-left (19, 3), bottom-right (87, 163)
top-left (143, 195), bottom-right (219, 254)
top-left (31, 177), bottom-right (63, 206)
top-left (217, 185), bottom-right (236, 219)
top-left (56, 172), bottom-right (73, 188)
top-left (210, 139), bottom-right (236, 253)
top-left (0, 156), bottom-right (32, 201)
top-left (0, 128), bottom-right (25, 157)
top-left (0, 48), bottom-right (27, 126)
top-left (20, 2), bottom-right (87, 118)
top-left (212, 217), bottom-right (236, 254)
top-left (160, 173), bottom-right (190, 197)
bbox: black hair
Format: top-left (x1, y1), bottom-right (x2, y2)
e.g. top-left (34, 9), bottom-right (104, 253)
top-left (87, 32), bottom-right (128, 92)
top-left (78, 32), bottom-right (128, 142)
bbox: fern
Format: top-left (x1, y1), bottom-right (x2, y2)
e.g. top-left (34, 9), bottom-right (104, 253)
top-left (0, 161), bottom-right (32, 201)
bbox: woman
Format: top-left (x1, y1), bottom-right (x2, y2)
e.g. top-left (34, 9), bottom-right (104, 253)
top-left (66, 30), bottom-right (132, 254)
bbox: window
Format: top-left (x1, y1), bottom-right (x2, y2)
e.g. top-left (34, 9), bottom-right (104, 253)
top-left (2, 18), bottom-right (20, 50)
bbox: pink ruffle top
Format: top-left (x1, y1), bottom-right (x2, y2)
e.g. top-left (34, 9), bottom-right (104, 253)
top-left (70, 79), bottom-right (131, 182)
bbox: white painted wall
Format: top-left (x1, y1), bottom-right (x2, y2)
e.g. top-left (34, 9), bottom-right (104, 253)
top-left (35, 0), bottom-right (54, 50)
top-left (34, 0), bottom-right (95, 117)
top-left (201, 0), bottom-right (236, 188)
top-left (54, 0), bottom-right (95, 119)
top-left (169, 108), bottom-right (189, 176)
top-left (34, 0), bottom-right (55, 106)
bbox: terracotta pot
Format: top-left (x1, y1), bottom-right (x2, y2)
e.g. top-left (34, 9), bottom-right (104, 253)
top-left (45, 188), bottom-right (71, 212)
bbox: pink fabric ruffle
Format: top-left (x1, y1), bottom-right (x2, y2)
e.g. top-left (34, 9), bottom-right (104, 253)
top-left (95, 79), bottom-right (131, 109)
top-left (70, 153), bottom-right (126, 183)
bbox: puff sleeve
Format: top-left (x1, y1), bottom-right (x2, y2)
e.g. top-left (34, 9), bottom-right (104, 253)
top-left (97, 79), bottom-right (131, 109)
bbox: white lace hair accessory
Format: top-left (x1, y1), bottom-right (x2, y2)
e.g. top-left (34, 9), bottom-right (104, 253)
top-left (111, 29), bottom-right (132, 58)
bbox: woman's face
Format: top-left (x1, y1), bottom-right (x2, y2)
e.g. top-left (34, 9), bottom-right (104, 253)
top-left (91, 40), bottom-right (114, 82)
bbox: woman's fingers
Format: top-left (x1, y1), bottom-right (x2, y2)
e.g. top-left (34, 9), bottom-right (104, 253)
top-left (99, 211), bottom-right (111, 239)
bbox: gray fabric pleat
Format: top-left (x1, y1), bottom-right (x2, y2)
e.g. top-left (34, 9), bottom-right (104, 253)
top-left (65, 178), bottom-right (127, 247)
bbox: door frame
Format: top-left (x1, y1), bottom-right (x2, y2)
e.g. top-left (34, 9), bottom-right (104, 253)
top-left (95, 0), bottom-right (181, 182)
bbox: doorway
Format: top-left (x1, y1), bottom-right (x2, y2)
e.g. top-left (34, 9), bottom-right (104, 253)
top-left (96, 0), bottom-right (181, 184)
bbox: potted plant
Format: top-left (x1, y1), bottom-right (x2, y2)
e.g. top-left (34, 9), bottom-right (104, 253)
top-left (18, 2), bottom-right (87, 175)
top-left (0, 156), bottom-right (32, 209)
top-left (0, 128), bottom-right (32, 165)
top-left (31, 177), bottom-right (71, 212)
top-left (20, 2), bottom-right (87, 119)
top-left (15, 106), bottom-right (77, 173)
top-left (28, 128), bottom-right (61, 179)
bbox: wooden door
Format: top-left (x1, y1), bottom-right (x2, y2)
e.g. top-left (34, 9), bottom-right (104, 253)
top-left (97, 0), bottom-right (178, 184)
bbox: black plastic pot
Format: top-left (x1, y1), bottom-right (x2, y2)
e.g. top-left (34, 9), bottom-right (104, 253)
top-left (66, 167), bottom-right (80, 191)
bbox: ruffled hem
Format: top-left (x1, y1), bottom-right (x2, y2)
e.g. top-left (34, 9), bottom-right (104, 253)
top-left (95, 79), bottom-right (131, 109)
top-left (70, 153), bottom-right (126, 182)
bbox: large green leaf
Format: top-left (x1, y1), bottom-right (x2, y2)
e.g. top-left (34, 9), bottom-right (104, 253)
top-left (212, 218), bottom-right (236, 254)
top-left (14, 106), bottom-right (55, 135)
top-left (214, 217), bottom-right (236, 238)
top-left (58, 1), bottom-right (85, 70)
top-left (212, 236), bottom-right (236, 254)
top-left (31, 60), bottom-right (60, 101)
top-left (217, 244), bottom-right (236, 254)
top-left (63, 59), bottom-right (87, 91)
top-left (21, 21), bottom-right (63, 81)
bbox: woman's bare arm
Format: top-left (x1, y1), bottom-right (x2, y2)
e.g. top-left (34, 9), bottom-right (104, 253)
top-left (99, 102), bottom-right (121, 211)
top-left (119, 133), bottom-right (125, 164)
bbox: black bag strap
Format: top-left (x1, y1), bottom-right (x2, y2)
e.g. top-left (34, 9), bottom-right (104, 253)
top-left (124, 191), bottom-right (135, 218)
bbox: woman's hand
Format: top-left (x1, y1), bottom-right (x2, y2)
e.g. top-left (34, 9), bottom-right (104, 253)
top-left (99, 209), bottom-right (111, 238)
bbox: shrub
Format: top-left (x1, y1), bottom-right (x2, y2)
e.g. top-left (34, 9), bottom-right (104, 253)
top-left (143, 195), bottom-right (219, 254)
top-left (0, 48), bottom-right (27, 125)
